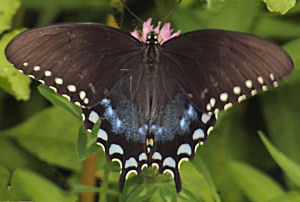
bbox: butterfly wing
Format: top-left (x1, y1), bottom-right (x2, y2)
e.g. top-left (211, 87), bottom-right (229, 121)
top-left (161, 30), bottom-right (294, 113)
top-left (5, 23), bottom-right (142, 107)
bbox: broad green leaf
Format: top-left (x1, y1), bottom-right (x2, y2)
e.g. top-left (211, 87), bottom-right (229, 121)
top-left (2, 107), bottom-right (82, 170)
top-left (0, 138), bottom-right (50, 171)
top-left (284, 37), bottom-right (300, 66)
top-left (254, 16), bottom-right (300, 39)
top-left (21, 0), bottom-right (107, 9)
top-left (179, 188), bottom-right (201, 202)
top-left (191, 156), bottom-right (220, 202)
top-left (270, 191), bottom-right (300, 202)
top-left (283, 37), bottom-right (300, 83)
top-left (20, 0), bottom-right (109, 26)
top-left (173, 0), bottom-right (260, 33)
top-left (0, 165), bottom-right (9, 186)
top-left (38, 85), bottom-right (82, 120)
top-left (180, 161), bottom-right (214, 201)
top-left (289, 1), bottom-right (300, 13)
top-left (0, 0), bottom-right (20, 34)
top-left (262, 0), bottom-right (296, 14)
top-left (7, 168), bottom-right (72, 201)
top-left (229, 161), bottom-right (284, 201)
top-left (260, 82), bottom-right (300, 164)
top-left (197, 102), bottom-right (275, 202)
top-left (259, 131), bottom-right (300, 187)
top-left (0, 165), bottom-right (10, 200)
top-left (0, 30), bottom-right (31, 100)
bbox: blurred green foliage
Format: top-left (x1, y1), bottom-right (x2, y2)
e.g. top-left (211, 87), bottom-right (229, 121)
top-left (0, 0), bottom-right (300, 201)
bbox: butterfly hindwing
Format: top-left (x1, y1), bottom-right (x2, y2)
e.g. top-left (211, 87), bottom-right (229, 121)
top-left (82, 98), bottom-right (147, 192)
top-left (150, 105), bottom-right (216, 192)
top-left (162, 30), bottom-right (294, 114)
top-left (82, 62), bottom-right (150, 192)
top-left (5, 23), bottom-right (142, 107)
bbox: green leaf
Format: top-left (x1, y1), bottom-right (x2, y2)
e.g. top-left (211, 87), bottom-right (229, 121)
top-left (191, 156), bottom-right (220, 202)
top-left (120, 174), bottom-right (144, 201)
top-left (0, 30), bottom-right (31, 100)
top-left (228, 161), bottom-right (284, 201)
top-left (126, 184), bottom-right (158, 202)
top-left (77, 125), bottom-right (99, 160)
top-left (21, 0), bottom-right (107, 9)
top-left (197, 104), bottom-right (273, 202)
top-left (260, 76), bottom-right (300, 164)
top-left (71, 184), bottom-right (100, 193)
top-left (254, 16), bottom-right (300, 39)
top-left (258, 131), bottom-right (300, 187)
top-left (180, 160), bottom-right (214, 202)
top-left (7, 168), bottom-right (72, 201)
top-left (38, 85), bottom-right (82, 120)
top-left (283, 37), bottom-right (300, 83)
top-left (270, 191), bottom-right (300, 202)
top-left (2, 107), bottom-right (82, 171)
top-left (0, 165), bottom-right (10, 200)
top-left (158, 183), bottom-right (178, 202)
top-left (0, 0), bottom-right (20, 34)
top-left (173, 0), bottom-right (261, 33)
top-left (20, 0), bottom-right (109, 26)
top-left (179, 187), bottom-right (201, 202)
top-left (262, 0), bottom-right (296, 14)
top-left (0, 138), bottom-right (49, 171)
top-left (0, 165), bottom-right (10, 187)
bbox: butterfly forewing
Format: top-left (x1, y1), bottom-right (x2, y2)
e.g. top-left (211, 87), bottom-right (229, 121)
top-left (161, 30), bottom-right (294, 114)
top-left (5, 23), bottom-right (142, 107)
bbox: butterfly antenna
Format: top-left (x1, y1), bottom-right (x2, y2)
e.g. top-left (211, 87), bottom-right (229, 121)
top-left (120, 0), bottom-right (144, 24)
top-left (162, 0), bottom-right (182, 23)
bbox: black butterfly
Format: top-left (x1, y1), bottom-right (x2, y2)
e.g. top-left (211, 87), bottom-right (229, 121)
top-left (5, 21), bottom-right (293, 193)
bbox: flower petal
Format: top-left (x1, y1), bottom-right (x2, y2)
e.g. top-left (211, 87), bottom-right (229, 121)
top-left (154, 21), bottom-right (161, 34)
top-left (130, 30), bottom-right (140, 40)
top-left (142, 18), bottom-right (153, 42)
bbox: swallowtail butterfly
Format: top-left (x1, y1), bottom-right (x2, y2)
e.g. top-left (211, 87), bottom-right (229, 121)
top-left (5, 18), bottom-right (294, 192)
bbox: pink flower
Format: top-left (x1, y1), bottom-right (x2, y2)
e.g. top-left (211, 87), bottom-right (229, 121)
top-left (131, 18), bottom-right (181, 44)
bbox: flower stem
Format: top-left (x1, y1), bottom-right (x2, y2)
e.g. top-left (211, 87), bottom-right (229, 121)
top-left (80, 152), bottom-right (98, 202)
top-left (99, 160), bottom-right (111, 202)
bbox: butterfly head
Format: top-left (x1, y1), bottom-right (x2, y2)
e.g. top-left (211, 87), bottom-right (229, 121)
top-left (146, 32), bottom-right (159, 46)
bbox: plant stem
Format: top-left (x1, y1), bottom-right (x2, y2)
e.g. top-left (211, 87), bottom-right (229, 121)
top-left (99, 160), bottom-right (111, 202)
top-left (80, 152), bottom-right (99, 202)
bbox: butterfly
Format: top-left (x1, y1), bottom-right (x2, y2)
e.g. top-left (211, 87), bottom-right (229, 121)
top-left (5, 18), bottom-right (294, 192)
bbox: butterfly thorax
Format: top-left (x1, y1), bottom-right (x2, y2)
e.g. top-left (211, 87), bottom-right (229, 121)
top-left (143, 32), bottom-right (161, 122)
top-left (146, 31), bottom-right (159, 46)
top-left (145, 31), bottom-right (159, 69)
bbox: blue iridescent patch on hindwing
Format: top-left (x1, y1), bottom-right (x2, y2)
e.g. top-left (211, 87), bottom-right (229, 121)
top-left (149, 94), bottom-right (199, 142)
top-left (82, 94), bottom-right (148, 192)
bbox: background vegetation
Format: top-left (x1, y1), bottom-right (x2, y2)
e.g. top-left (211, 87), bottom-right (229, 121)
top-left (0, 0), bottom-right (300, 201)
